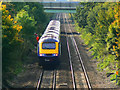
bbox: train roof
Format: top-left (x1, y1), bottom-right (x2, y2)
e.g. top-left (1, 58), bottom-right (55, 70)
top-left (39, 20), bottom-right (60, 42)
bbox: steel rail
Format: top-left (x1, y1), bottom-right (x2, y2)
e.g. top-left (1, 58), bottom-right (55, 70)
top-left (65, 14), bottom-right (92, 90)
top-left (56, 13), bottom-right (59, 20)
top-left (36, 70), bottom-right (44, 90)
top-left (52, 70), bottom-right (56, 90)
top-left (37, 70), bottom-right (56, 90)
top-left (58, 13), bottom-right (61, 21)
top-left (63, 13), bottom-right (76, 90)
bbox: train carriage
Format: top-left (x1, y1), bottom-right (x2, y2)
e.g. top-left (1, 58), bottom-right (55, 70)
top-left (37, 20), bottom-right (61, 62)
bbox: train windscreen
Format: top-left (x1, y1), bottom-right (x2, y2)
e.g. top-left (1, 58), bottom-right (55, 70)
top-left (42, 42), bottom-right (56, 49)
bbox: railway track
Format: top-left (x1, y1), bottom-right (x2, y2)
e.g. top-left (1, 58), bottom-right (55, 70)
top-left (36, 13), bottom-right (60, 90)
top-left (36, 13), bottom-right (92, 89)
top-left (63, 14), bottom-right (76, 90)
top-left (36, 69), bottom-right (56, 89)
top-left (63, 13), bottom-right (92, 90)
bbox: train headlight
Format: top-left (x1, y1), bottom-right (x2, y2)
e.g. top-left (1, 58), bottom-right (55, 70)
top-left (40, 54), bottom-right (42, 56)
top-left (53, 54), bottom-right (58, 56)
top-left (55, 54), bottom-right (58, 56)
top-left (40, 54), bottom-right (45, 56)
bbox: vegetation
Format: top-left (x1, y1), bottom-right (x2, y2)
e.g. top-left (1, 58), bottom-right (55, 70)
top-left (73, 2), bottom-right (120, 85)
top-left (1, 2), bottom-right (51, 87)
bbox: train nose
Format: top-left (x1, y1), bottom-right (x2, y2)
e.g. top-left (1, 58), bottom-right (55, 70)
top-left (40, 54), bottom-right (58, 57)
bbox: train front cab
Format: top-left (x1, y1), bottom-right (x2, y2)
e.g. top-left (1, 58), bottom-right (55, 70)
top-left (38, 39), bottom-right (61, 63)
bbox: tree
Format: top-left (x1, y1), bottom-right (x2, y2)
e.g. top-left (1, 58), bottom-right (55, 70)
top-left (73, 2), bottom-right (120, 84)
top-left (2, 3), bottom-right (23, 85)
top-left (15, 8), bottom-right (36, 40)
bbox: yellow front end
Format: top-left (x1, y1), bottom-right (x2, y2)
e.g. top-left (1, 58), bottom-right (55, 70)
top-left (39, 42), bottom-right (59, 54)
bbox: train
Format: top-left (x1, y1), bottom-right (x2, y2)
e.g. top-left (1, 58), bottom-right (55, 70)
top-left (37, 20), bottom-right (61, 62)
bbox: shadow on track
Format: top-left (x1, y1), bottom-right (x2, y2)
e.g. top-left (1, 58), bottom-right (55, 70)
top-left (39, 60), bottom-right (60, 70)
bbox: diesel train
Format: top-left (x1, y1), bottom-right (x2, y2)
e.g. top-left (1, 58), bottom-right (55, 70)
top-left (37, 20), bottom-right (61, 62)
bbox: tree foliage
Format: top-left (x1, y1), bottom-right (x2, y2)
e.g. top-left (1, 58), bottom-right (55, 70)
top-left (73, 2), bottom-right (120, 84)
top-left (2, 2), bottom-right (50, 87)
top-left (2, 4), bottom-right (23, 82)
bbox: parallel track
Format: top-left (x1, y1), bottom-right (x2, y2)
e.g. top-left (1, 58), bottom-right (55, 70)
top-left (65, 14), bottom-right (92, 90)
top-left (63, 14), bottom-right (76, 90)
top-left (64, 13), bottom-right (92, 90)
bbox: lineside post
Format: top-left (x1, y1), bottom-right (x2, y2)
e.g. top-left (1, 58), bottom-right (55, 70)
top-left (116, 71), bottom-right (118, 83)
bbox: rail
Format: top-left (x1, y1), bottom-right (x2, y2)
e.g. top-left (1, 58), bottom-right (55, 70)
top-left (36, 70), bottom-right (44, 90)
top-left (64, 13), bottom-right (92, 90)
top-left (63, 13), bottom-right (77, 90)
